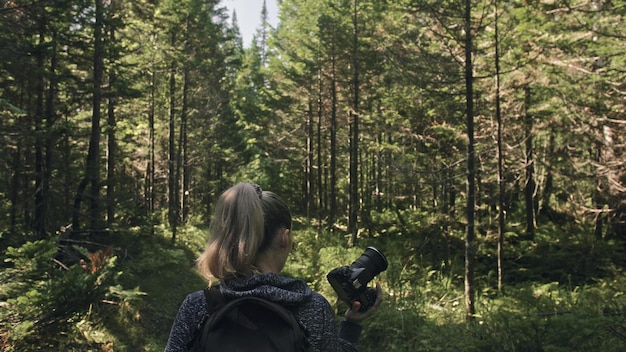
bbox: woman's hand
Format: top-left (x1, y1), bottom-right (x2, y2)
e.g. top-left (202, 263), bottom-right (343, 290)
top-left (344, 281), bottom-right (383, 324)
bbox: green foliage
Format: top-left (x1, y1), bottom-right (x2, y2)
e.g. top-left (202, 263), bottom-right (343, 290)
top-left (99, 227), bottom-right (206, 350)
top-left (0, 226), bottom-right (210, 351)
top-left (465, 282), bottom-right (626, 352)
top-left (2, 222), bottom-right (626, 351)
top-left (0, 239), bottom-right (135, 350)
top-left (1, 240), bottom-right (58, 299)
top-left (284, 215), bottom-right (626, 352)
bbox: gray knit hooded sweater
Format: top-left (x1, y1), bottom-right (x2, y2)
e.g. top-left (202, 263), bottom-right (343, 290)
top-left (164, 273), bottom-right (362, 352)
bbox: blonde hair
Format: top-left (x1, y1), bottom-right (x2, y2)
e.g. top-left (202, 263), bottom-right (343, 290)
top-left (196, 183), bottom-right (291, 281)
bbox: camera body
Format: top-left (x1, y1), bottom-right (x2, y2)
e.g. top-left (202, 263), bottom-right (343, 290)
top-left (326, 247), bottom-right (388, 312)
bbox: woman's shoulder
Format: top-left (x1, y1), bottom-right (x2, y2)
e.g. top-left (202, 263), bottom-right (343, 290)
top-left (187, 289), bottom-right (206, 301)
top-left (164, 289), bottom-right (210, 351)
top-left (177, 289), bottom-right (209, 321)
top-left (309, 290), bottom-right (333, 308)
top-left (295, 290), bottom-right (335, 321)
top-left (181, 289), bottom-right (206, 306)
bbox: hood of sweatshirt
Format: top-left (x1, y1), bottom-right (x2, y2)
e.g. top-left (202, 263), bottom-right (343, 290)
top-left (220, 273), bottom-right (313, 306)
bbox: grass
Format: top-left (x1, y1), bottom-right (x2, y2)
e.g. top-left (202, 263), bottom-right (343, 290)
top-left (112, 226), bottom-right (208, 351)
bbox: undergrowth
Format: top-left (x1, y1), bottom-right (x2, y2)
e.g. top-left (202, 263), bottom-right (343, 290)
top-left (1, 214), bottom-right (626, 351)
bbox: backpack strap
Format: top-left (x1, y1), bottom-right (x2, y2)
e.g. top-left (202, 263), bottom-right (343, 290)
top-left (203, 285), bottom-right (226, 313)
top-left (186, 285), bottom-right (225, 351)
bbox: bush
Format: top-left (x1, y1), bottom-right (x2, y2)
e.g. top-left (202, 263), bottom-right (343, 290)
top-left (0, 239), bottom-right (142, 351)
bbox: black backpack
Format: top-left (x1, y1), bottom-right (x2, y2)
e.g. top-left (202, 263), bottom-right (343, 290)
top-left (188, 286), bottom-right (311, 352)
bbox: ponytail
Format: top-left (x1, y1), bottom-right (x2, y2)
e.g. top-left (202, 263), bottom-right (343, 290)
top-left (197, 183), bottom-right (264, 280)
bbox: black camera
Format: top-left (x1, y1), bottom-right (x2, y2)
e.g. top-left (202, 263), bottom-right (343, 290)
top-left (326, 247), bottom-right (388, 312)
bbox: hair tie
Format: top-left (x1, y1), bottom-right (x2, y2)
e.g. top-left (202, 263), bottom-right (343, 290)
top-left (251, 183), bottom-right (263, 199)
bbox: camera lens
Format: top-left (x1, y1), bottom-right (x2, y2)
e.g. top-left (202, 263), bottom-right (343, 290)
top-left (352, 246), bottom-right (388, 283)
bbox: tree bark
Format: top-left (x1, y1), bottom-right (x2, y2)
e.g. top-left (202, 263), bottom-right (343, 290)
top-left (178, 66), bottom-right (189, 232)
top-left (73, 0), bottom-right (104, 232)
top-left (317, 71), bottom-right (325, 231)
top-left (524, 86), bottom-right (536, 240)
top-left (306, 98), bottom-right (314, 220)
top-left (329, 43), bottom-right (338, 228)
top-left (10, 145), bottom-right (21, 234)
top-left (44, 29), bottom-right (58, 233)
top-left (147, 34), bottom-right (156, 216)
top-left (464, 0), bottom-right (476, 321)
top-left (495, 1), bottom-right (505, 292)
top-left (541, 129), bottom-right (555, 214)
top-left (34, 13), bottom-right (46, 238)
top-left (168, 33), bottom-right (178, 241)
top-left (348, 0), bottom-right (359, 245)
top-left (106, 20), bottom-right (117, 227)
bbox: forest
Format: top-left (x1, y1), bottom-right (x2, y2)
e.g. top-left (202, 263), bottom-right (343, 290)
top-left (1, 0), bottom-right (625, 350)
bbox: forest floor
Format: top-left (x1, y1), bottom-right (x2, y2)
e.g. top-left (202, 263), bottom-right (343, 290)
top-left (108, 229), bottom-right (207, 351)
top-left (110, 223), bottom-right (626, 352)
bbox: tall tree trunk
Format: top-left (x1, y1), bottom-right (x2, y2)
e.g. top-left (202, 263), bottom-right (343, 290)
top-left (494, 1), bottom-right (505, 292)
top-left (317, 71), bottom-right (325, 231)
top-left (146, 41), bottom-right (156, 236)
top-left (148, 78), bottom-right (155, 210)
top-left (306, 98), bottom-right (314, 220)
top-left (10, 145), bottom-right (21, 234)
top-left (182, 73), bottom-right (190, 225)
top-left (386, 133), bottom-right (393, 209)
top-left (34, 14), bottom-right (46, 238)
top-left (600, 123), bottom-right (626, 238)
top-left (348, 0), bottom-right (359, 245)
top-left (23, 148), bottom-right (31, 228)
top-left (541, 129), bottom-right (555, 213)
top-left (107, 23), bottom-right (117, 227)
top-left (168, 35), bottom-right (178, 241)
top-left (376, 131), bottom-right (383, 213)
top-left (329, 48), bottom-right (338, 228)
top-left (44, 30), bottom-right (58, 232)
top-left (178, 66), bottom-right (189, 233)
top-left (594, 124), bottom-right (620, 239)
top-left (464, 0), bottom-right (476, 321)
top-left (89, 0), bottom-right (104, 231)
top-left (444, 165), bottom-right (454, 268)
top-left (63, 121), bottom-right (71, 221)
top-left (147, 34), bottom-right (156, 217)
top-left (524, 86), bottom-right (536, 240)
top-left (361, 146), bottom-right (371, 237)
top-left (73, 0), bottom-right (104, 232)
